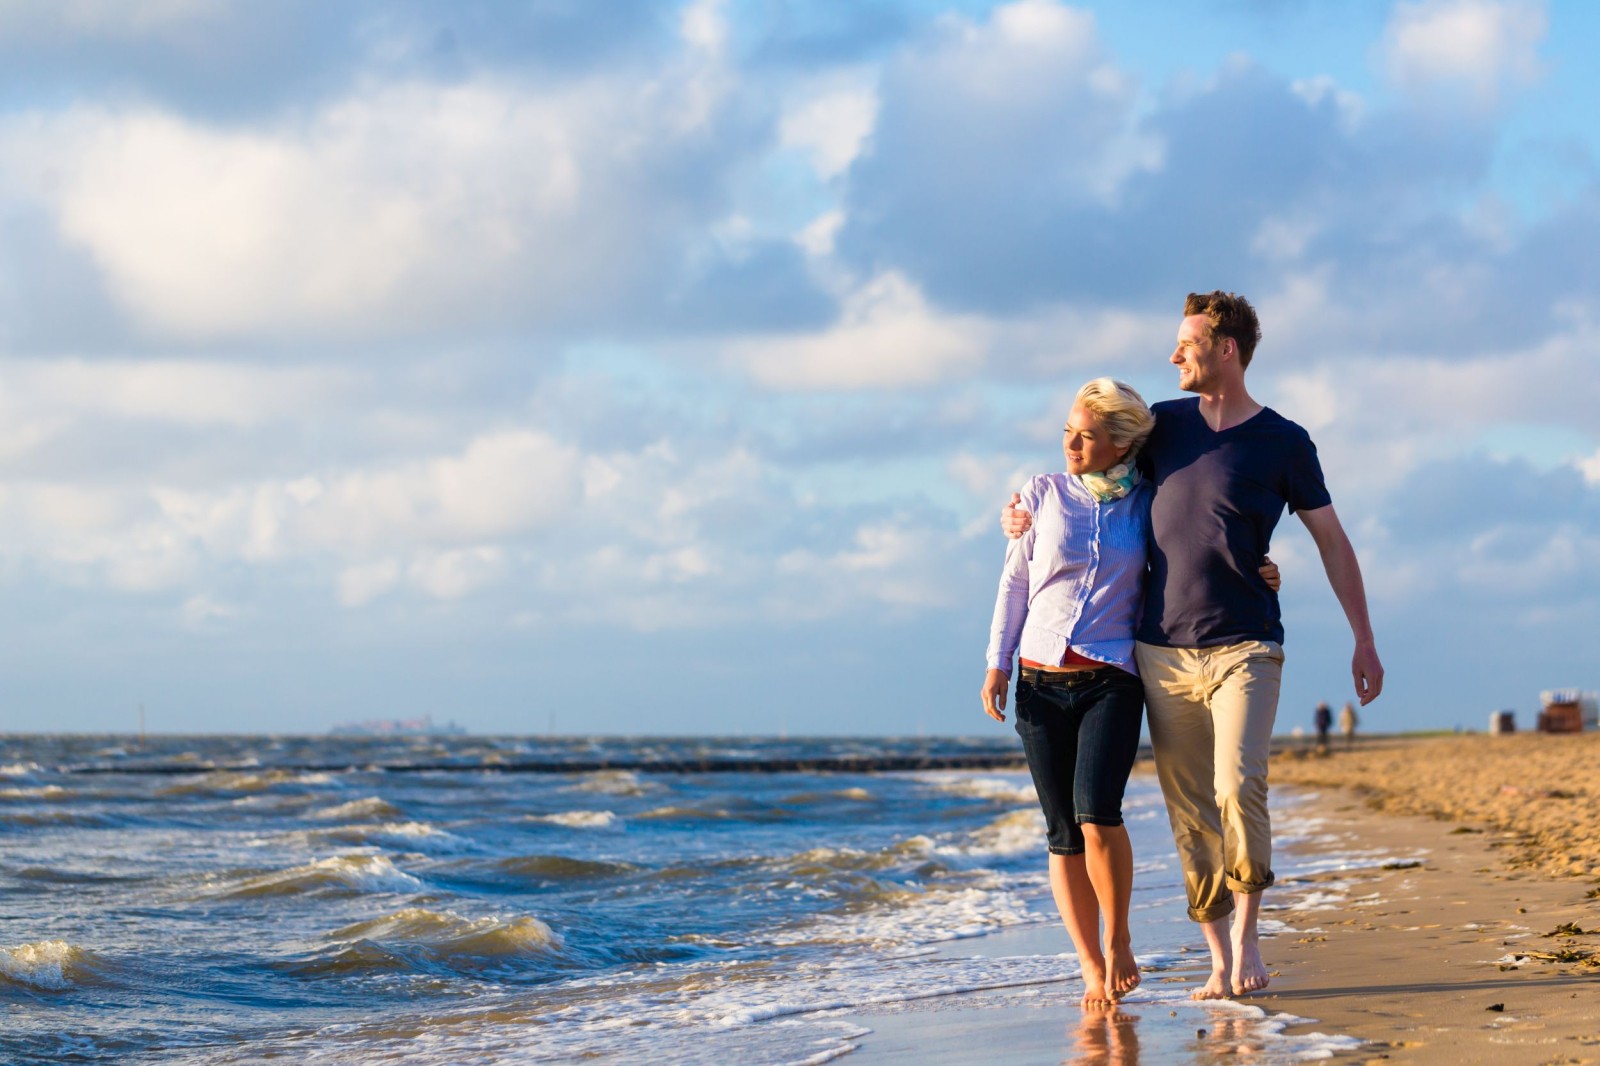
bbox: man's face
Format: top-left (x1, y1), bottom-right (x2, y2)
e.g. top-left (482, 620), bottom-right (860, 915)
top-left (1171, 314), bottom-right (1227, 393)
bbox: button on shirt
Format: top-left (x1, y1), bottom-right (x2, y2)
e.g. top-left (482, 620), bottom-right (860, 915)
top-left (986, 473), bottom-right (1152, 677)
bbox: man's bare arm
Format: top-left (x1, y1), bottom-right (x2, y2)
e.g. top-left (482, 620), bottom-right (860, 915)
top-left (1297, 503), bottom-right (1384, 706)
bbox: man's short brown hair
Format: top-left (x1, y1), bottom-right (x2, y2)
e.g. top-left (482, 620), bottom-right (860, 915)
top-left (1184, 291), bottom-right (1261, 368)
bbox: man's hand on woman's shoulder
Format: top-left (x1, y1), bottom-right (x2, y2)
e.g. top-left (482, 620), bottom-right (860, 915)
top-left (1001, 493), bottom-right (1032, 538)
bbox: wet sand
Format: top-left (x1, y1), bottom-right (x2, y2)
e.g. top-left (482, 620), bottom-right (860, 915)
top-left (846, 733), bottom-right (1600, 1064)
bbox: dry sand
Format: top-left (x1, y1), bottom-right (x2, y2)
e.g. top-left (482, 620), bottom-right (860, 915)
top-left (847, 733), bottom-right (1600, 1065)
top-left (1261, 732), bottom-right (1600, 1064)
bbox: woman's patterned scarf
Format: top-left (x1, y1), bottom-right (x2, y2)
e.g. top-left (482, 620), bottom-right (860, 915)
top-left (1077, 453), bottom-right (1141, 503)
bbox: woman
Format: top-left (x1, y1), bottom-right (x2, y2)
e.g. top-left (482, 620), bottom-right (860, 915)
top-left (982, 377), bottom-right (1276, 1008)
top-left (982, 377), bottom-right (1154, 1009)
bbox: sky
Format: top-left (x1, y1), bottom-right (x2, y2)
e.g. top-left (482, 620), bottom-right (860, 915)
top-left (0, 0), bottom-right (1595, 737)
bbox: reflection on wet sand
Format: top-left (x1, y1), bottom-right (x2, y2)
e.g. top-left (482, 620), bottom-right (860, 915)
top-left (1063, 1003), bottom-right (1317, 1065)
top-left (1067, 1006), bottom-right (1140, 1065)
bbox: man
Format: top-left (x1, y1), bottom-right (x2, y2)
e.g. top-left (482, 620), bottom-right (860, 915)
top-left (1002, 290), bottom-right (1382, 1000)
top-left (1314, 701), bottom-right (1333, 753)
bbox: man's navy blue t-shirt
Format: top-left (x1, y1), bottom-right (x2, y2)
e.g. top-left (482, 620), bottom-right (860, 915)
top-left (1136, 398), bottom-right (1331, 648)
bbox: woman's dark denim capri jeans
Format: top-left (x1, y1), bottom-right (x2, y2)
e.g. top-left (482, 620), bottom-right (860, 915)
top-left (1013, 665), bottom-right (1145, 855)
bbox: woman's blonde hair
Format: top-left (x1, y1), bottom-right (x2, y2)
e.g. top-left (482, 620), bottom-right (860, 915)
top-left (1074, 377), bottom-right (1155, 454)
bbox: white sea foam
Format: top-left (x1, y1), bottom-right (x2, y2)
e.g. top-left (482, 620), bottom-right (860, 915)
top-left (314, 797), bottom-right (403, 821)
top-left (531, 810), bottom-right (622, 830)
top-left (570, 771), bottom-right (652, 796)
top-left (922, 773), bottom-right (1037, 805)
top-left (328, 907), bottom-right (561, 958)
top-left (782, 878), bottom-right (1038, 948)
top-left (308, 821), bottom-right (472, 855)
top-left (0, 785), bottom-right (70, 801)
top-left (0, 940), bottom-right (86, 991)
top-left (219, 854), bottom-right (422, 898)
top-left (935, 808), bottom-right (1043, 860)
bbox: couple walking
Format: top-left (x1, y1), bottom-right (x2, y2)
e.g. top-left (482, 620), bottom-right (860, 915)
top-left (982, 290), bottom-right (1383, 1007)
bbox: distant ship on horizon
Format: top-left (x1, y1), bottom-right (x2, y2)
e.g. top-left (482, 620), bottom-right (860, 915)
top-left (328, 714), bottom-right (468, 737)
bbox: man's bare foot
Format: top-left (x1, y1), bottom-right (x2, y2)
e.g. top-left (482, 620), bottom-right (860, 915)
top-left (1107, 942), bottom-right (1141, 998)
top-left (1081, 960), bottom-right (1114, 1009)
top-left (1231, 937), bottom-right (1270, 995)
top-left (1191, 968), bottom-right (1233, 1001)
top-left (1195, 914), bottom-right (1235, 1000)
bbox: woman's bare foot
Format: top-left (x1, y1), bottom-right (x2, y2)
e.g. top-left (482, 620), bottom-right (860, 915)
top-left (1231, 936), bottom-right (1270, 995)
top-left (1080, 959), bottom-right (1114, 1009)
top-left (1191, 967), bottom-right (1233, 1001)
top-left (1107, 941), bottom-right (1141, 998)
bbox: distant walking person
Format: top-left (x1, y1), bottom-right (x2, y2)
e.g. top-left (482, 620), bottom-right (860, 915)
top-left (1313, 702), bottom-right (1332, 753)
top-left (1004, 290), bottom-right (1383, 1001)
top-left (1339, 702), bottom-right (1359, 749)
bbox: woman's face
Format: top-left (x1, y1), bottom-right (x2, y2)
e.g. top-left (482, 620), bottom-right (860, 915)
top-left (1063, 403), bottom-right (1129, 476)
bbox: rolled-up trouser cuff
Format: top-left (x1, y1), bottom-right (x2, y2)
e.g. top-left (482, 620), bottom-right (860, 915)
top-left (1188, 895), bottom-right (1234, 923)
top-left (1225, 871), bottom-right (1275, 895)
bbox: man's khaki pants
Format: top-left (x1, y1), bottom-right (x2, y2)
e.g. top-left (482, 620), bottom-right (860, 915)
top-left (1135, 640), bottom-right (1284, 923)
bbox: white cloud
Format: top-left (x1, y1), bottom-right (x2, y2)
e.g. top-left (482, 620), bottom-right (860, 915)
top-left (181, 592), bottom-right (239, 629)
top-left (728, 272), bottom-right (989, 390)
top-left (774, 523), bottom-right (960, 615)
top-left (338, 558), bottom-right (401, 607)
top-left (796, 211), bottom-right (846, 258)
top-left (0, 67), bottom-right (736, 341)
top-left (0, 428), bottom-right (583, 601)
top-left (868, 0), bottom-right (1156, 205)
top-left (253, 429), bottom-right (585, 552)
top-left (1578, 450), bottom-right (1600, 486)
top-left (679, 0), bottom-right (729, 55)
top-left (779, 78), bottom-right (878, 180)
top-left (0, 0), bottom-right (225, 38)
top-left (406, 547), bottom-right (506, 600)
top-left (0, 358), bottom-right (355, 428)
top-left (1456, 521), bottom-right (1600, 596)
top-left (1380, 0), bottom-right (1548, 109)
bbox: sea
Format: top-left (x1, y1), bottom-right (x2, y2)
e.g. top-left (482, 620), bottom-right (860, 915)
top-left (0, 734), bottom-right (1397, 1064)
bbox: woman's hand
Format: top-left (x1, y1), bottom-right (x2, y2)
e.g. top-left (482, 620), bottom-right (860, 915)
top-left (1259, 555), bottom-right (1281, 592)
top-left (981, 669), bottom-right (1010, 722)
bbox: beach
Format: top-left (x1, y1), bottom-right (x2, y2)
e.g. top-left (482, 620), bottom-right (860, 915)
top-left (1265, 732), bottom-right (1600, 1063)
top-left (848, 733), bottom-right (1600, 1064)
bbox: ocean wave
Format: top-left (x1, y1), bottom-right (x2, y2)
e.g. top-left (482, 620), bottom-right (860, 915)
top-left (329, 907), bottom-right (560, 957)
top-left (306, 821), bottom-right (472, 855)
top-left (923, 774), bottom-right (1037, 805)
top-left (528, 810), bottom-right (621, 830)
top-left (280, 908), bottom-right (563, 978)
top-left (0, 785), bottom-right (72, 802)
top-left (8, 809), bottom-right (119, 828)
top-left (569, 770), bottom-right (653, 796)
top-left (155, 769), bottom-right (332, 797)
top-left (777, 787), bottom-right (877, 806)
top-left (933, 808), bottom-right (1043, 860)
top-left (0, 762), bottom-right (45, 779)
top-left (635, 804), bottom-right (736, 822)
top-left (14, 865), bottom-right (142, 885)
top-left (490, 855), bottom-right (638, 883)
top-left (215, 854), bottom-right (422, 898)
top-left (0, 940), bottom-right (104, 991)
top-left (314, 796), bottom-right (404, 821)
